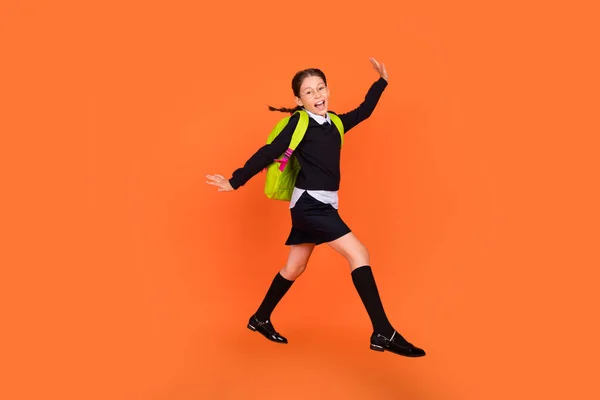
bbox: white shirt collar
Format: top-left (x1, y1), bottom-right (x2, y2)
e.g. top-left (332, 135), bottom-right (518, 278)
top-left (303, 109), bottom-right (331, 125)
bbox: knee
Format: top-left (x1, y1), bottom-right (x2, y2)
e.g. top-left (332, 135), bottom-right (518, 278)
top-left (350, 243), bottom-right (370, 267)
top-left (281, 262), bottom-right (307, 281)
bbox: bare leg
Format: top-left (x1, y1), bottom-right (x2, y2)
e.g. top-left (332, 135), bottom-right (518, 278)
top-left (280, 243), bottom-right (316, 280)
top-left (326, 232), bottom-right (370, 272)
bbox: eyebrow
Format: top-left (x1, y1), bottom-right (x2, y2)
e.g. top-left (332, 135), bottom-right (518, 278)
top-left (301, 83), bottom-right (326, 91)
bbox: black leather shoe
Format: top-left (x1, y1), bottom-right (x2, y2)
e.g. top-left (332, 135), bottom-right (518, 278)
top-left (370, 331), bottom-right (426, 357)
top-left (247, 315), bottom-right (288, 344)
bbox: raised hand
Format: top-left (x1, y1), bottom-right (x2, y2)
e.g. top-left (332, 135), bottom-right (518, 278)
top-left (206, 174), bottom-right (234, 192)
top-left (369, 57), bottom-right (388, 81)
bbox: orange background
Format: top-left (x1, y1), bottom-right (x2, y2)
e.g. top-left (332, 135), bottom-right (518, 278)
top-left (1, 1), bottom-right (599, 399)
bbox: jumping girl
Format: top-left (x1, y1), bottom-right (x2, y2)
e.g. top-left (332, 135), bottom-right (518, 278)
top-left (206, 58), bottom-right (425, 358)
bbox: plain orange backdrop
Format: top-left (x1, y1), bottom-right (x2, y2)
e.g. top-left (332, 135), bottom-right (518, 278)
top-left (1, 0), bottom-right (599, 399)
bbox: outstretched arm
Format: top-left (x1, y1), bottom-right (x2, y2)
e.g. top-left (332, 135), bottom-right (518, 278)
top-left (337, 57), bottom-right (389, 133)
top-left (206, 113), bottom-right (300, 192)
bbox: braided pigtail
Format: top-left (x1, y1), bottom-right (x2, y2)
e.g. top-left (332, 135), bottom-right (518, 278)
top-left (267, 105), bottom-right (303, 114)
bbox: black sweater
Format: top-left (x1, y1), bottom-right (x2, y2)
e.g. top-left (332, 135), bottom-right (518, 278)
top-left (229, 77), bottom-right (388, 191)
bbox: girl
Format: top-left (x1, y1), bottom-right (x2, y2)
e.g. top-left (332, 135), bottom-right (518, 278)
top-left (206, 58), bottom-right (425, 358)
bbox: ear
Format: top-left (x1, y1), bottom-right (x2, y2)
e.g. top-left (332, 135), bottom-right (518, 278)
top-left (295, 97), bottom-right (303, 107)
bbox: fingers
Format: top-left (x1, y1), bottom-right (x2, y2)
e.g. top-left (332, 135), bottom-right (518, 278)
top-left (206, 174), bottom-right (225, 182)
top-left (369, 58), bottom-right (377, 72)
top-left (206, 173), bottom-right (233, 192)
top-left (206, 174), bottom-right (223, 185)
top-left (207, 180), bottom-right (230, 191)
top-left (369, 57), bottom-right (388, 81)
top-left (370, 57), bottom-right (380, 70)
top-left (369, 57), bottom-right (386, 78)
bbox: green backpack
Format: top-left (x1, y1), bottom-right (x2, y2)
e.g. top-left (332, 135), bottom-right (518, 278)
top-left (264, 110), bottom-right (345, 201)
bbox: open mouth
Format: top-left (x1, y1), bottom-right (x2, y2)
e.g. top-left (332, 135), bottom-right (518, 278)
top-left (314, 100), bottom-right (326, 110)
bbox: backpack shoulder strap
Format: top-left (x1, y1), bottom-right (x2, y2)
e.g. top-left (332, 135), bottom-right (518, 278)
top-left (288, 110), bottom-right (309, 150)
top-left (273, 110), bottom-right (309, 172)
top-left (266, 110), bottom-right (309, 147)
top-left (329, 113), bottom-right (345, 148)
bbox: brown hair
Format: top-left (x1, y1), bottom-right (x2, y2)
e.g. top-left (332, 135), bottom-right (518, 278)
top-left (267, 68), bottom-right (327, 114)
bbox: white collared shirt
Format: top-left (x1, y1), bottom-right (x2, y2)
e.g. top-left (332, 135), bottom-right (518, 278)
top-left (304, 108), bottom-right (331, 125)
top-left (289, 109), bottom-right (339, 210)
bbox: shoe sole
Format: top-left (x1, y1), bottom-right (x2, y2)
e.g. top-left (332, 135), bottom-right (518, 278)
top-left (370, 343), bottom-right (426, 357)
top-left (370, 344), bottom-right (385, 352)
top-left (247, 323), bottom-right (288, 344)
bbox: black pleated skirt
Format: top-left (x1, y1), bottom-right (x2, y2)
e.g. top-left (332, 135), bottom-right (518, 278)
top-left (285, 191), bottom-right (352, 246)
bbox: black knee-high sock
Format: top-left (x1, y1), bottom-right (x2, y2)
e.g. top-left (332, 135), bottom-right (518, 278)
top-left (351, 265), bottom-right (395, 337)
top-left (254, 272), bottom-right (294, 321)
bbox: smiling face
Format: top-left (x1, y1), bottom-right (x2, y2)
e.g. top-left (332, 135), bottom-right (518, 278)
top-left (295, 75), bottom-right (330, 116)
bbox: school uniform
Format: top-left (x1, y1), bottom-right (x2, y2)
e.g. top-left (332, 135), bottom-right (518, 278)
top-left (234, 76), bottom-right (426, 357)
top-left (229, 77), bottom-right (388, 245)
